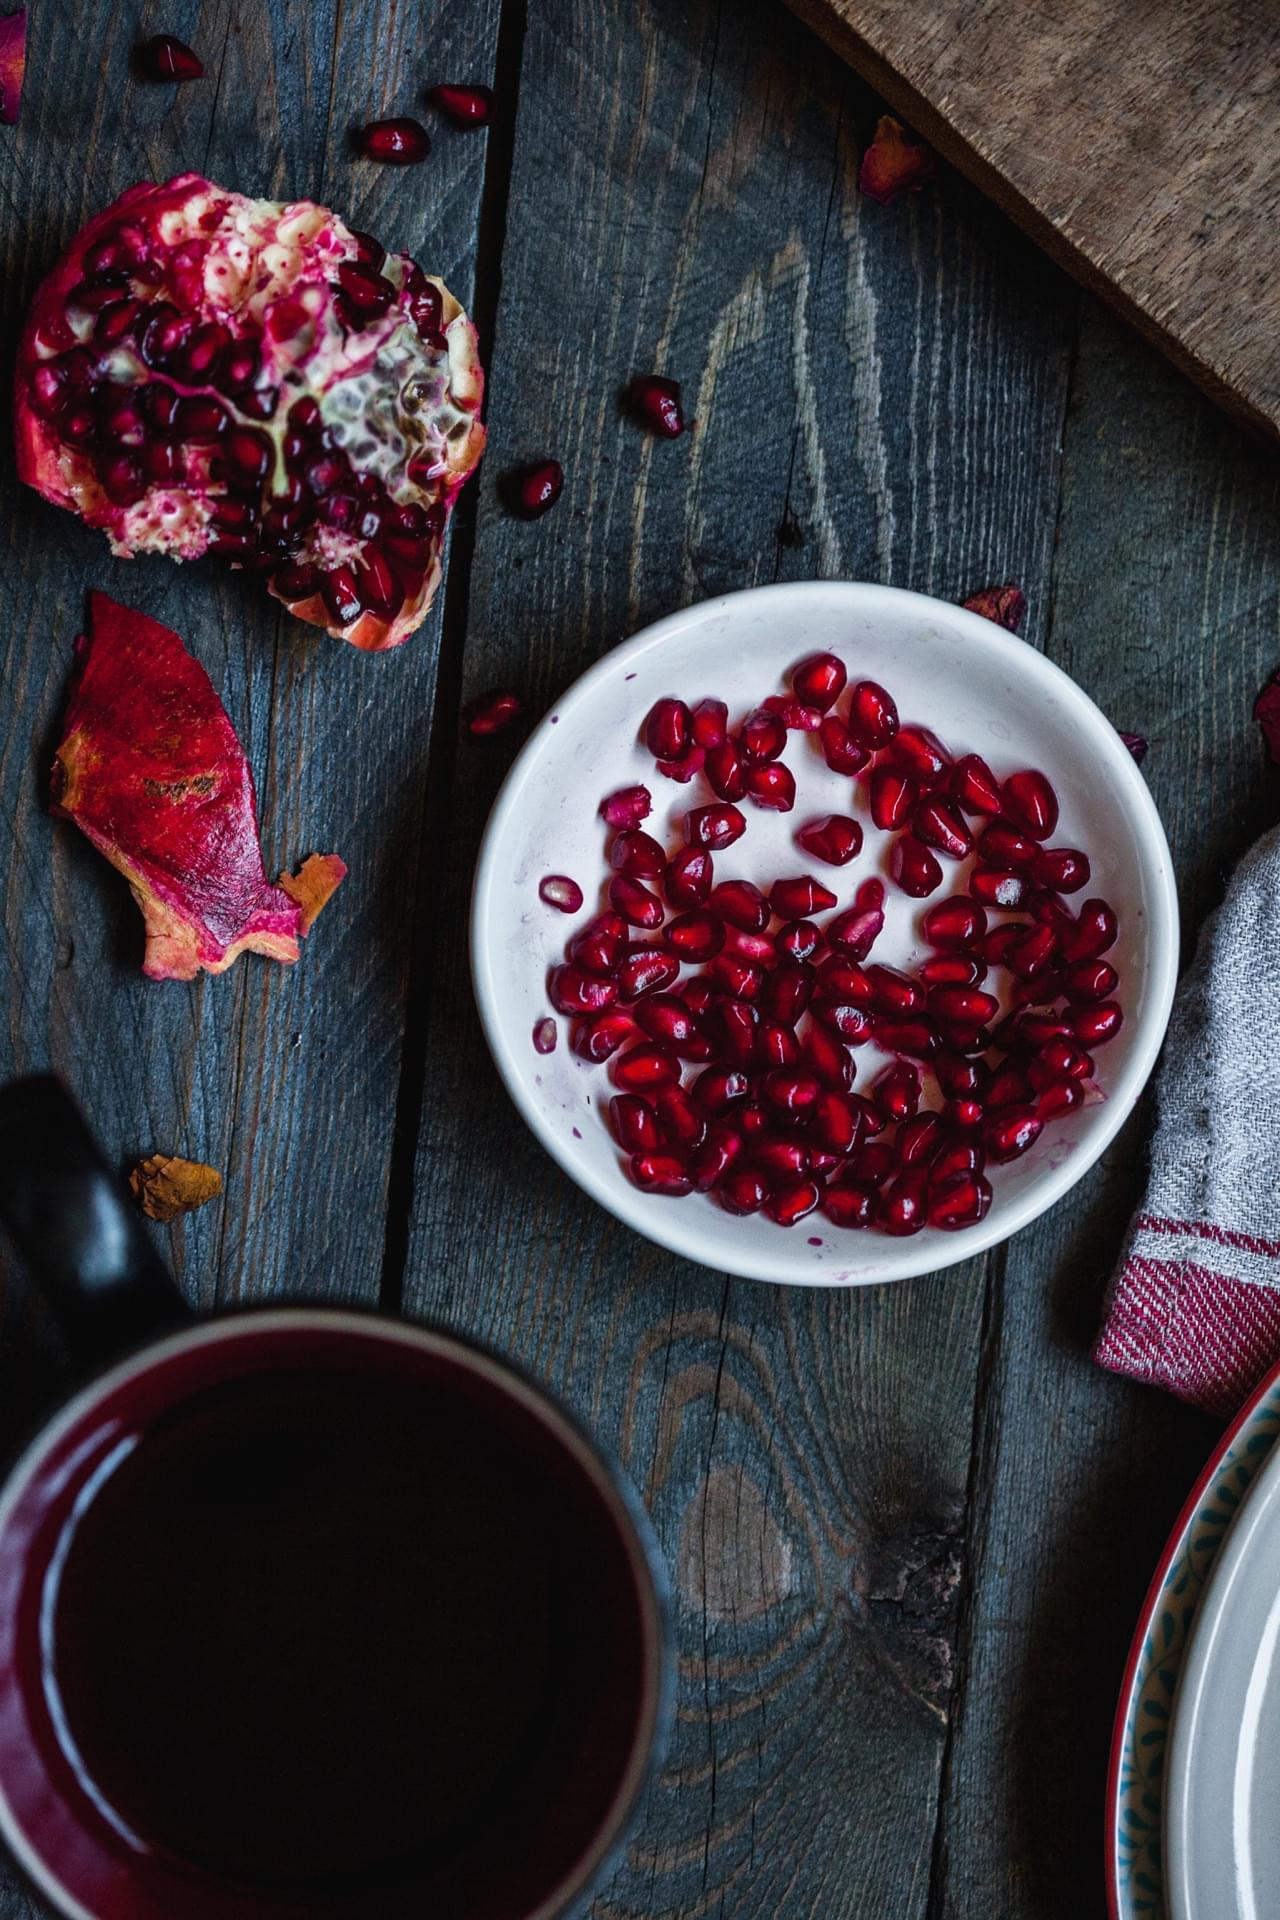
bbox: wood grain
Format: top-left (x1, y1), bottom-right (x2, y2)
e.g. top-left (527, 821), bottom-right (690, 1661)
top-left (783, 0), bottom-right (1280, 447)
top-left (399, 0), bottom-right (1077, 1912)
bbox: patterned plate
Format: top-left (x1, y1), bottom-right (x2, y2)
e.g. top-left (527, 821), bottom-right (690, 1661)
top-left (1107, 1360), bottom-right (1280, 1918)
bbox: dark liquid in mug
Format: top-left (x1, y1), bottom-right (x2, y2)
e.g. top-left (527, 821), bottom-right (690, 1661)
top-left (47, 1371), bottom-right (558, 1885)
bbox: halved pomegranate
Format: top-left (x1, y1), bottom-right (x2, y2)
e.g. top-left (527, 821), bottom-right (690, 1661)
top-left (16, 174), bottom-right (486, 651)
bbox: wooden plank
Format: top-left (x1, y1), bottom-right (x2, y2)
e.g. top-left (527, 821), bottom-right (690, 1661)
top-left (929, 304), bottom-right (1280, 1914)
top-left (784, 0), bottom-right (1280, 449)
top-left (400, 0), bottom-right (1078, 1911)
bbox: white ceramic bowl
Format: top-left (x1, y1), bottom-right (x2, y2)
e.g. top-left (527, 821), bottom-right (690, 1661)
top-left (471, 582), bottom-right (1178, 1287)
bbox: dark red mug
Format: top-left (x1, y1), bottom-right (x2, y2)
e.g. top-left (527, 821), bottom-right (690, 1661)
top-left (0, 1076), bottom-right (671, 1920)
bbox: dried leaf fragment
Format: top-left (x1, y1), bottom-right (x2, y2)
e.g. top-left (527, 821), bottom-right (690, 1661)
top-left (130, 1154), bottom-right (222, 1221)
top-left (0, 9), bottom-right (26, 125)
top-left (858, 115), bottom-right (934, 205)
top-left (963, 584), bottom-right (1026, 631)
top-left (52, 593), bottom-right (346, 980)
top-left (1255, 676), bottom-right (1280, 763)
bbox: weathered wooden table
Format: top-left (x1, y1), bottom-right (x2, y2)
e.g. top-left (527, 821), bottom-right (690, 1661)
top-left (2, 1), bottom-right (1274, 1914)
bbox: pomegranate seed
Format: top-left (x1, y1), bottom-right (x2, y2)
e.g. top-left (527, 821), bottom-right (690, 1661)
top-left (809, 1089), bottom-right (862, 1154)
top-left (978, 823), bottom-right (1040, 870)
top-left (817, 956), bottom-right (873, 1002)
top-left (612, 1044), bottom-right (680, 1091)
top-left (1059, 899), bottom-right (1118, 963)
top-left (870, 767), bottom-right (917, 831)
top-left (851, 1140), bottom-right (896, 1182)
top-left (888, 726), bottom-right (951, 784)
top-left (611, 1094), bottom-right (662, 1152)
top-left (694, 1068), bottom-right (752, 1115)
top-left (874, 1016), bottom-right (941, 1057)
top-left (680, 979), bottom-right (719, 1015)
top-left (897, 1113), bottom-right (944, 1167)
top-left (739, 708), bottom-right (787, 763)
top-left (930, 1173), bottom-right (993, 1230)
top-left (763, 696), bottom-right (822, 732)
top-left (763, 1070), bottom-right (821, 1116)
top-left (630, 1151), bottom-right (693, 1196)
top-left (576, 1006), bottom-right (639, 1060)
top-left (1031, 893), bottom-right (1077, 937)
top-left (427, 83), bottom-right (495, 127)
top-left (136, 33), bottom-right (204, 79)
top-left (569, 910), bottom-right (627, 975)
top-left (879, 1171), bottom-right (929, 1236)
top-left (801, 1026), bottom-right (854, 1091)
top-left (634, 994), bottom-right (700, 1047)
top-left (532, 1017), bottom-right (557, 1055)
top-left (1121, 731), bottom-right (1149, 763)
top-left (686, 804), bottom-right (745, 849)
top-left (740, 1103), bottom-right (770, 1137)
top-left (927, 985), bottom-right (999, 1026)
top-left (847, 680), bottom-right (899, 749)
top-left (765, 1178), bottom-right (822, 1227)
top-left (1001, 769), bottom-right (1059, 840)
top-left (935, 1053), bottom-right (990, 1100)
top-left (549, 964), bottom-right (618, 1014)
top-left (826, 885), bottom-right (884, 962)
top-left (705, 953), bottom-right (764, 1001)
top-left (508, 460), bottom-right (563, 517)
top-left (539, 874), bottom-right (583, 913)
top-left (720, 1169), bottom-right (769, 1214)
top-left (791, 652), bottom-right (847, 711)
top-left (653, 1084), bottom-right (707, 1151)
top-left (777, 921), bottom-right (823, 963)
top-left (665, 847), bottom-right (714, 908)
top-left (943, 1097), bottom-right (986, 1132)
top-left (818, 716), bottom-right (869, 775)
top-left (101, 456), bottom-right (145, 506)
top-left (970, 868), bottom-right (1027, 910)
top-left (663, 912), bottom-right (724, 962)
top-left (705, 740), bottom-right (747, 801)
top-left (950, 753), bottom-right (1002, 814)
top-left (866, 964), bottom-right (923, 1014)
top-left (822, 1181), bottom-right (876, 1228)
top-left (644, 697), bottom-right (691, 761)
top-left (713, 1000), bottom-right (760, 1065)
top-left (1005, 923), bottom-right (1058, 980)
top-left (758, 1022), bottom-right (801, 1067)
top-left (912, 796), bottom-right (972, 859)
top-left (691, 699), bottom-right (728, 748)
top-left (983, 1108), bottom-right (1043, 1163)
top-left (628, 375), bottom-right (685, 437)
top-left (337, 261), bottom-right (396, 318)
top-left (610, 829), bottom-right (666, 878)
top-left (600, 785), bottom-right (652, 829)
top-left (851, 1100), bottom-right (888, 1142)
top-left (1074, 1001), bottom-right (1123, 1046)
top-left (709, 879), bottom-right (770, 931)
top-left (690, 1123), bottom-right (743, 1191)
top-left (1036, 1080), bottom-right (1084, 1119)
top-left (889, 835), bottom-right (943, 898)
top-left (933, 1141), bottom-right (985, 1183)
top-left (1027, 1038), bottom-right (1092, 1088)
top-left (797, 814), bottom-right (862, 866)
top-left (811, 998), bottom-right (873, 1045)
top-left (763, 965), bottom-right (815, 1027)
top-left (873, 1061), bottom-right (922, 1122)
top-left (744, 762), bottom-right (796, 811)
top-left (809, 1150), bottom-right (841, 1178)
top-left (919, 955), bottom-right (985, 987)
top-left (359, 117), bottom-right (431, 163)
top-left (1034, 846), bottom-right (1091, 893)
top-left (751, 1139), bottom-right (811, 1181)
top-left (922, 895), bottom-right (986, 949)
top-left (657, 747), bottom-right (705, 785)
top-left (609, 875), bottom-right (664, 928)
top-left (998, 1010), bottom-right (1073, 1054)
top-left (770, 875), bottom-right (837, 920)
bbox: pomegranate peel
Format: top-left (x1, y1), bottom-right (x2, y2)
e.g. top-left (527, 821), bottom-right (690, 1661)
top-left (17, 174), bottom-right (485, 651)
top-left (858, 116), bottom-right (934, 205)
top-left (52, 594), bottom-right (345, 980)
top-left (129, 1154), bottom-right (222, 1220)
top-left (962, 584), bottom-right (1026, 631)
top-left (0, 8), bottom-right (24, 123)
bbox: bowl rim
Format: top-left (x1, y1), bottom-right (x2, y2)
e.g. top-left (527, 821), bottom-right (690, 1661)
top-left (470, 580), bottom-right (1180, 1288)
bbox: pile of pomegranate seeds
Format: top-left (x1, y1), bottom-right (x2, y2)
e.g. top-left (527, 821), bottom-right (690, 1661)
top-left (540, 651), bottom-right (1124, 1237)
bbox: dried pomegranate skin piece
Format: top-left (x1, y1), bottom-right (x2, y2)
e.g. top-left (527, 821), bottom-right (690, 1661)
top-left (16, 174), bottom-right (485, 651)
top-left (51, 594), bottom-right (344, 980)
top-left (858, 116), bottom-right (934, 205)
top-left (962, 584), bottom-right (1025, 631)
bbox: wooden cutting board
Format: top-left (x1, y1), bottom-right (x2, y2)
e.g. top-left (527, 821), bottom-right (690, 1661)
top-left (784, 0), bottom-right (1280, 445)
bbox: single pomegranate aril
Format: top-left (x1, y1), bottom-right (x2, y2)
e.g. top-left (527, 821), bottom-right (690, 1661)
top-left (720, 1169), bottom-right (769, 1214)
top-left (611, 1094), bottom-right (662, 1153)
top-left (850, 1140), bottom-right (896, 1183)
top-left (797, 814), bottom-right (862, 866)
top-left (1005, 923), bottom-right (1058, 980)
top-left (822, 1180), bottom-right (876, 1228)
top-left (923, 895), bottom-right (987, 950)
top-left (1034, 846), bottom-right (1091, 893)
top-left (763, 964), bottom-right (815, 1026)
top-left (694, 1067), bottom-right (752, 1115)
top-left (690, 1123), bottom-right (743, 1191)
top-left (657, 744), bottom-right (704, 782)
top-left (463, 688), bottom-right (523, 743)
top-left (1059, 899), bottom-right (1118, 963)
top-left (744, 762), bottom-right (796, 811)
top-left (873, 1061), bottom-right (922, 1122)
top-left (532, 1017), bottom-right (557, 1055)
top-left (653, 1084), bottom-right (707, 1152)
top-left (801, 1025), bottom-right (855, 1091)
top-left (870, 767), bottom-right (917, 831)
top-left (758, 1022), bottom-right (801, 1068)
top-left (739, 708), bottom-right (787, 763)
top-left (874, 1016), bottom-right (940, 1057)
top-left (935, 1053), bottom-right (990, 1100)
top-left (427, 83), bottom-right (495, 127)
top-left (1001, 769), bottom-right (1059, 840)
top-left (509, 460), bottom-right (563, 517)
top-left (750, 1139), bottom-right (811, 1181)
top-left (930, 1173), bottom-right (993, 1230)
top-left (765, 1179), bottom-right (822, 1228)
top-left (950, 753), bottom-right (1002, 815)
top-left (612, 1044), bottom-right (680, 1091)
top-left (763, 696), bottom-right (822, 732)
top-left (770, 875), bottom-right (837, 920)
top-left (944, 1098), bottom-right (986, 1133)
top-left (847, 680), bottom-right (899, 749)
top-left (818, 715), bottom-right (869, 775)
top-left (827, 882), bottom-right (885, 962)
top-left (1062, 959), bottom-right (1119, 1003)
top-left (791, 652), bottom-right (847, 711)
top-left (628, 375), bottom-right (685, 437)
top-left (979, 823), bottom-right (1041, 870)
top-left (928, 985), bottom-right (999, 1027)
top-left (809, 1089), bottom-right (862, 1155)
top-left (865, 964), bottom-right (922, 1013)
top-left (1027, 1038), bottom-right (1093, 1089)
top-left (811, 998), bottom-right (872, 1045)
top-left (762, 1070), bottom-right (821, 1116)
top-left (665, 846), bottom-right (714, 908)
top-left (137, 33), bottom-right (204, 80)
top-left (549, 964), bottom-right (618, 1014)
top-left (679, 979), bottom-right (719, 1016)
top-left (709, 878), bottom-right (769, 932)
top-left (609, 875), bottom-right (664, 928)
top-left (570, 910), bottom-right (627, 975)
top-left (705, 739), bottom-right (747, 801)
top-left (630, 1151), bottom-right (693, 1196)
top-left (706, 952), bottom-right (765, 1001)
top-left (970, 867), bottom-right (1028, 910)
top-left (889, 834), bottom-right (943, 898)
top-left (888, 726), bottom-right (951, 784)
top-left (635, 994), bottom-right (700, 1048)
top-left (645, 697), bottom-right (692, 761)
top-left (880, 1171), bottom-right (929, 1236)
top-left (778, 921), bottom-right (823, 963)
top-left (359, 118), bottom-right (431, 163)
top-left (1074, 1001), bottom-right (1123, 1046)
top-left (610, 829), bottom-right (666, 878)
top-left (1036, 1080), bottom-right (1084, 1119)
top-left (933, 1141), bottom-right (985, 1184)
top-left (1121, 731), bottom-right (1149, 764)
top-left (912, 796), bottom-right (972, 859)
top-left (713, 1000), bottom-right (760, 1065)
top-left (691, 698), bottom-right (728, 749)
top-left (817, 956), bottom-right (873, 1003)
top-left (664, 912), bottom-right (725, 963)
top-left (983, 1107), bottom-right (1044, 1163)
top-left (686, 804), bottom-right (745, 849)
top-left (600, 784), bottom-right (652, 829)
top-left (897, 1113), bottom-right (944, 1168)
top-left (539, 874), bottom-right (583, 913)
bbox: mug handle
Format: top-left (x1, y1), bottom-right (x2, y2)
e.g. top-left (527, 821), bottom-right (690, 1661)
top-left (0, 1074), bottom-right (192, 1366)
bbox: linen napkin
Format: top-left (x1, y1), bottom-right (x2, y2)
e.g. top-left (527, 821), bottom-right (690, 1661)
top-left (1094, 824), bottom-right (1280, 1418)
